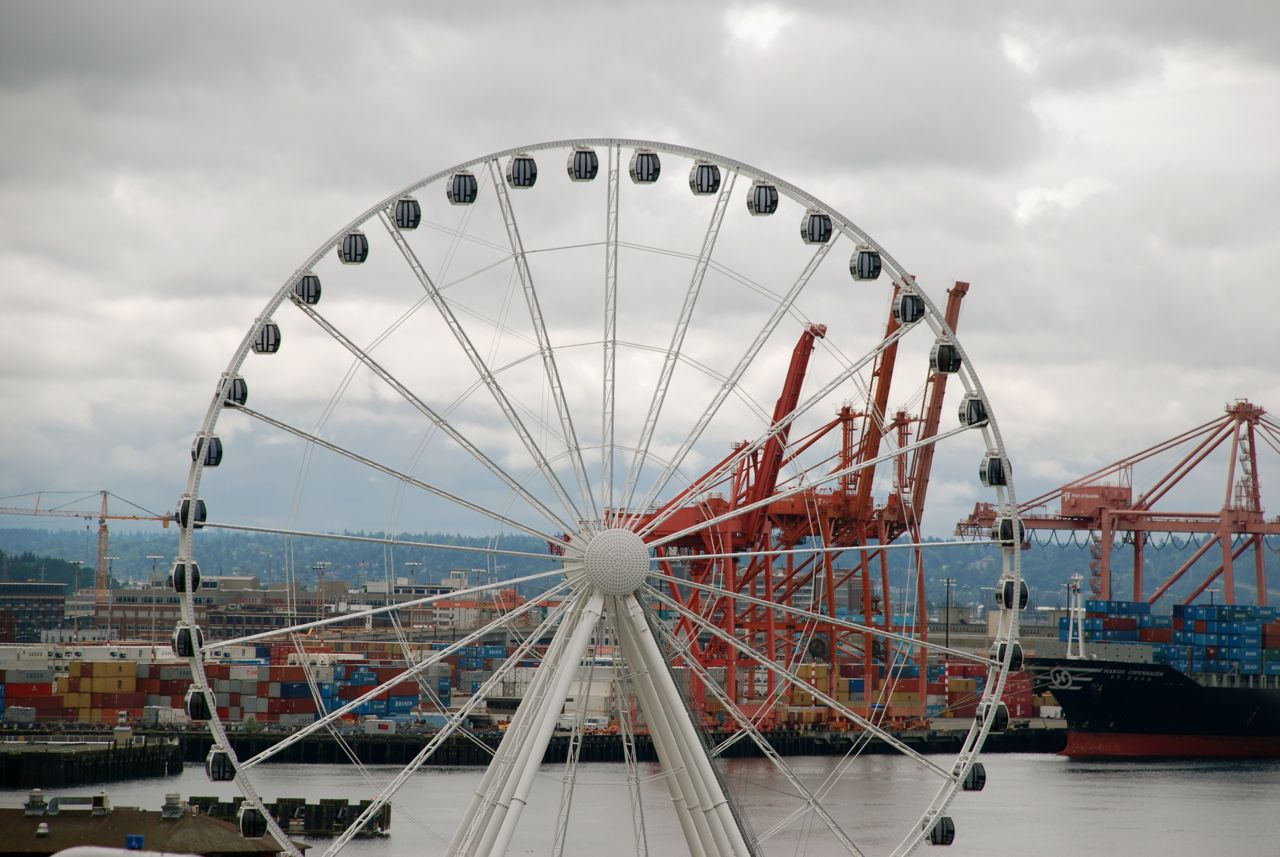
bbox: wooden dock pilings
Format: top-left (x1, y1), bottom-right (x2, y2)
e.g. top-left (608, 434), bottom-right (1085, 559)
top-left (0, 738), bottom-right (183, 788)
top-left (189, 795), bottom-right (391, 838)
top-left (173, 726), bottom-right (1065, 767)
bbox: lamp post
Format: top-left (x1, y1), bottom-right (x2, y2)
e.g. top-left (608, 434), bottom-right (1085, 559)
top-left (941, 577), bottom-right (956, 657)
top-left (1207, 587), bottom-right (1219, 606)
top-left (69, 560), bottom-right (84, 640)
top-left (146, 554), bottom-right (165, 644)
top-left (104, 555), bottom-right (119, 640)
top-left (312, 561), bottom-right (331, 624)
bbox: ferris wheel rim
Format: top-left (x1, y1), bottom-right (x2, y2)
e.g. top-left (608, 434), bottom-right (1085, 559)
top-left (173, 138), bottom-right (1024, 857)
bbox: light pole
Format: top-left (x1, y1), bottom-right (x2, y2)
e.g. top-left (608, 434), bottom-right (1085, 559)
top-left (941, 577), bottom-right (956, 658)
top-left (1207, 587), bottom-right (1219, 606)
top-left (104, 555), bottom-right (119, 640)
top-left (312, 561), bottom-right (331, 624)
top-left (146, 554), bottom-right (165, 644)
top-left (69, 560), bottom-right (84, 640)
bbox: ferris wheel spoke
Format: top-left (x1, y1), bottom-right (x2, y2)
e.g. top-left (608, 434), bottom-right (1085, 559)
top-left (238, 579), bottom-right (572, 771)
top-left (620, 170), bottom-right (738, 521)
top-left (487, 161), bottom-right (599, 525)
top-left (649, 611), bottom-right (866, 857)
top-left (291, 300), bottom-right (576, 534)
top-left (644, 584), bottom-right (953, 780)
top-left (198, 520), bottom-right (560, 561)
top-left (378, 208), bottom-right (587, 527)
top-left (651, 570), bottom-right (995, 666)
top-left (232, 404), bottom-right (563, 545)
top-left (322, 596), bottom-right (575, 857)
top-left (646, 422), bottom-right (971, 551)
top-left (210, 567), bottom-right (570, 649)
top-left (626, 240), bottom-right (834, 528)
top-left (601, 143), bottom-right (621, 522)
top-left (635, 318), bottom-right (916, 538)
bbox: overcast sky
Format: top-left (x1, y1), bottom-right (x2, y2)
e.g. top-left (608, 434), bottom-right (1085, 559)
top-left (2, 2), bottom-right (1279, 545)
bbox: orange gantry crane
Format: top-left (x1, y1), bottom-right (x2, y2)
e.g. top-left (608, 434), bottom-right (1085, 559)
top-left (957, 400), bottom-right (1280, 606)
top-left (634, 281), bottom-right (972, 726)
top-left (0, 490), bottom-right (172, 605)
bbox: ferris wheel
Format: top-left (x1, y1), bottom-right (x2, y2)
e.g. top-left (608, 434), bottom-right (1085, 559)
top-left (173, 139), bottom-right (1024, 857)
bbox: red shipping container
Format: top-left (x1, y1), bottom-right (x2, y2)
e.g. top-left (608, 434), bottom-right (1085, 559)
top-left (5, 682), bottom-right (52, 696)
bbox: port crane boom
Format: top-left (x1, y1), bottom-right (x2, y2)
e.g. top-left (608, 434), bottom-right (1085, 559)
top-left (0, 490), bottom-right (172, 605)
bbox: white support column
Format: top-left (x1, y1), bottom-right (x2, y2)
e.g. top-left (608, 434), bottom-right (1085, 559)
top-left (621, 595), bottom-right (752, 857)
top-left (612, 599), bottom-right (711, 857)
top-left (484, 592), bottom-right (606, 857)
top-left (449, 595), bottom-right (584, 857)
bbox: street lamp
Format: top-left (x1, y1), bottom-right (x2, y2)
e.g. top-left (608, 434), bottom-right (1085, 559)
top-left (941, 578), bottom-right (957, 657)
top-left (104, 555), bottom-right (119, 640)
top-left (312, 561), bottom-right (331, 624)
top-left (146, 554), bottom-right (165, 644)
top-left (1207, 587), bottom-right (1220, 606)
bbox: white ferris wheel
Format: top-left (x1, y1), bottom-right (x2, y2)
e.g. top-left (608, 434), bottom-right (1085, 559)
top-left (173, 139), bottom-right (1024, 857)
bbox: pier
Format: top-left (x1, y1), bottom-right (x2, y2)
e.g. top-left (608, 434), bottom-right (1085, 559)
top-left (0, 736), bottom-right (182, 788)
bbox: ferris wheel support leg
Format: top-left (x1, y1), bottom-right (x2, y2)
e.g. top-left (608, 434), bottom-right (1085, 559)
top-left (620, 595), bottom-right (750, 857)
top-left (483, 592), bottom-right (606, 857)
top-left (449, 596), bottom-right (585, 857)
top-left (612, 599), bottom-right (712, 857)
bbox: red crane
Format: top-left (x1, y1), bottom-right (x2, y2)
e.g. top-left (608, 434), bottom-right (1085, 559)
top-left (957, 400), bottom-right (1280, 606)
top-left (636, 282), bottom-right (971, 727)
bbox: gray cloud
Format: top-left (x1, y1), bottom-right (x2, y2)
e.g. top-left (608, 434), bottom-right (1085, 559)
top-left (2, 1), bottom-right (1278, 541)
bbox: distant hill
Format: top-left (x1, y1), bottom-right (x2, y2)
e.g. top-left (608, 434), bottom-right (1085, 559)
top-left (0, 527), bottom-right (1274, 609)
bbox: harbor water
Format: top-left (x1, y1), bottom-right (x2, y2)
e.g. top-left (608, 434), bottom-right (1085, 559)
top-left (4, 754), bottom-right (1276, 855)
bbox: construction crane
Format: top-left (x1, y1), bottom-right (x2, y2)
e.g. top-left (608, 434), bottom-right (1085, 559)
top-left (0, 490), bottom-right (172, 606)
top-left (956, 400), bottom-right (1280, 606)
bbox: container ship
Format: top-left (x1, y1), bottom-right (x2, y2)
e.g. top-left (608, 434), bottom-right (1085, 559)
top-left (1028, 599), bottom-right (1280, 758)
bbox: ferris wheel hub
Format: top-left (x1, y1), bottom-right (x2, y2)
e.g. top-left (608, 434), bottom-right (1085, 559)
top-left (580, 527), bottom-right (650, 595)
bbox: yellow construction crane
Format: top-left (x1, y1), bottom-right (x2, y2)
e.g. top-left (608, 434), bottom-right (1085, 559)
top-left (0, 490), bottom-right (172, 605)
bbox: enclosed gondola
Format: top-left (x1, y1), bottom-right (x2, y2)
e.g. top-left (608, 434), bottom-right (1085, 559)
top-left (893, 293), bottom-right (926, 325)
top-left (394, 196), bottom-right (421, 230)
top-left (979, 453), bottom-right (1008, 487)
top-left (957, 393), bottom-right (987, 427)
top-left (224, 375), bottom-right (248, 408)
top-left (961, 762), bottom-right (987, 792)
top-left (252, 321), bottom-right (281, 355)
top-left (567, 147), bottom-right (599, 182)
top-left (800, 209), bottom-right (832, 244)
top-left (746, 180), bottom-right (778, 215)
top-left (850, 244), bottom-right (882, 280)
top-left (191, 434), bottom-right (223, 467)
top-left (928, 816), bottom-right (956, 846)
top-left (177, 496), bottom-right (207, 530)
top-left (996, 578), bottom-right (1029, 610)
top-left (294, 273), bottom-right (321, 305)
top-left (173, 624), bottom-right (203, 658)
top-left (990, 640), bottom-right (1025, 671)
top-left (238, 806), bottom-right (269, 839)
top-left (447, 171), bottom-right (479, 205)
top-left (206, 747), bottom-right (236, 782)
top-left (184, 687), bottom-right (212, 721)
top-left (338, 230), bottom-right (368, 264)
top-left (169, 560), bottom-right (200, 593)
top-left (975, 700), bottom-right (1010, 733)
top-left (629, 149), bottom-right (660, 184)
top-left (506, 154), bottom-right (538, 189)
top-left (688, 161), bottom-right (721, 195)
top-left (990, 516), bottom-right (1024, 547)
top-left (930, 341), bottom-right (962, 374)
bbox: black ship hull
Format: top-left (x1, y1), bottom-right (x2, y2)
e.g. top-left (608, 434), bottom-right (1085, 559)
top-left (1027, 657), bottom-right (1280, 758)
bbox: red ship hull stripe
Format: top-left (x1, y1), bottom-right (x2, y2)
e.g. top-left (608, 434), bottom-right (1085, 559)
top-left (1063, 732), bottom-right (1280, 758)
